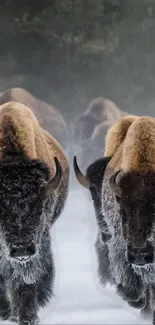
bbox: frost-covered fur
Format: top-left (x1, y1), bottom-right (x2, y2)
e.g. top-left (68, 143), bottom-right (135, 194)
top-left (101, 115), bottom-right (155, 323)
top-left (102, 173), bottom-right (145, 294)
top-left (101, 170), bottom-right (155, 315)
top-left (85, 157), bottom-right (114, 285)
top-left (0, 228), bottom-right (54, 320)
top-left (0, 157), bottom-right (55, 325)
top-left (0, 102), bottom-right (69, 325)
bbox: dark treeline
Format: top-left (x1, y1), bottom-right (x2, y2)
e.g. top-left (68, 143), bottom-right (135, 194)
top-left (0, 0), bottom-right (155, 120)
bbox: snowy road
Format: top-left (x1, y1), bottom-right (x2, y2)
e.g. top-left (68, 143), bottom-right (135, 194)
top-left (2, 189), bottom-right (150, 324)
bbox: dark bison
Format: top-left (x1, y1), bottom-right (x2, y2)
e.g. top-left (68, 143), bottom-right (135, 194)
top-left (71, 97), bottom-right (127, 171)
top-left (0, 101), bottom-right (69, 325)
top-left (0, 87), bottom-right (69, 151)
top-left (73, 155), bottom-right (113, 286)
top-left (102, 115), bottom-right (155, 321)
top-left (74, 115), bottom-right (155, 320)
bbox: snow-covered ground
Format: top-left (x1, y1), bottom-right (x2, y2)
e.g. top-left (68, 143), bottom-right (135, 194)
top-left (2, 188), bottom-right (150, 324)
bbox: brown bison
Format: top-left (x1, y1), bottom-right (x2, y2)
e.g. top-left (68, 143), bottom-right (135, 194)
top-left (0, 87), bottom-right (69, 151)
top-left (74, 114), bottom-right (155, 323)
top-left (72, 97), bottom-right (127, 142)
top-left (71, 97), bottom-right (128, 171)
top-left (0, 101), bottom-right (69, 325)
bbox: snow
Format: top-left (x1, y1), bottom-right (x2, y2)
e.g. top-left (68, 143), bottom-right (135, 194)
top-left (1, 188), bottom-right (150, 324)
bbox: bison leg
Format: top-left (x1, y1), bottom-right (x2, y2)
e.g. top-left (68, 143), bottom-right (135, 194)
top-left (149, 284), bottom-right (155, 325)
top-left (116, 273), bottom-right (145, 305)
top-left (36, 262), bottom-right (54, 307)
top-left (140, 286), bottom-right (152, 319)
top-left (0, 275), bottom-right (11, 320)
top-left (12, 283), bottom-right (38, 325)
top-left (95, 232), bottom-right (114, 286)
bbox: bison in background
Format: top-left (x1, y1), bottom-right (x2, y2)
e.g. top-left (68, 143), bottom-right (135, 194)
top-left (71, 97), bottom-right (128, 173)
top-left (72, 97), bottom-right (126, 142)
top-left (0, 101), bottom-right (69, 325)
top-left (0, 87), bottom-right (69, 152)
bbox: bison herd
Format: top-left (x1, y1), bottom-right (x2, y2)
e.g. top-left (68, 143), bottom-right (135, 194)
top-left (0, 87), bottom-right (154, 324)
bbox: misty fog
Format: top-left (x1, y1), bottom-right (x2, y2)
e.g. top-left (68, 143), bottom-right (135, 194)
top-left (1, 0), bottom-right (155, 119)
top-left (0, 1), bottom-right (154, 324)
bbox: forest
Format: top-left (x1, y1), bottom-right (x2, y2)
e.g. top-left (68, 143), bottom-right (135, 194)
top-left (0, 0), bottom-right (155, 120)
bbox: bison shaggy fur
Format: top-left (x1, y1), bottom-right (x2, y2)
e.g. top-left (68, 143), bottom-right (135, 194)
top-left (0, 101), bottom-right (69, 325)
top-left (102, 115), bottom-right (155, 322)
top-left (0, 87), bottom-right (69, 150)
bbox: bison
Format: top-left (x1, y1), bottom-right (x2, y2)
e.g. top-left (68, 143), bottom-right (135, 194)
top-left (71, 97), bottom-right (128, 172)
top-left (0, 101), bottom-right (69, 325)
top-left (73, 115), bottom-right (155, 319)
top-left (73, 156), bottom-right (114, 286)
top-left (102, 115), bottom-right (155, 320)
top-left (72, 97), bottom-right (127, 143)
top-left (0, 87), bottom-right (69, 151)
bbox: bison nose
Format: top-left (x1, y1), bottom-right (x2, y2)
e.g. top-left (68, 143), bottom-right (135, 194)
top-left (10, 243), bottom-right (36, 260)
top-left (127, 243), bottom-right (154, 266)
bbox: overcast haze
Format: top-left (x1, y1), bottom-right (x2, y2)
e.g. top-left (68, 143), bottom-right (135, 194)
top-left (0, 0), bottom-right (155, 119)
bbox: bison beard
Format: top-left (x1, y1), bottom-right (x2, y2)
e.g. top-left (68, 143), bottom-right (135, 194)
top-left (0, 156), bottom-right (59, 325)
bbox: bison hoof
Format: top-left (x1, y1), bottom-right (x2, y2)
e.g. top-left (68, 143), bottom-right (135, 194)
top-left (19, 315), bottom-right (39, 325)
top-left (141, 307), bottom-right (152, 320)
top-left (0, 298), bottom-right (11, 320)
top-left (153, 310), bottom-right (155, 325)
top-left (9, 315), bottom-right (18, 323)
top-left (128, 297), bottom-right (146, 309)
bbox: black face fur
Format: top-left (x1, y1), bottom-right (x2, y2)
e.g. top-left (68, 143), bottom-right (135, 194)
top-left (117, 171), bottom-right (155, 265)
top-left (87, 157), bottom-right (111, 199)
top-left (86, 156), bottom-right (113, 286)
top-left (0, 156), bottom-right (51, 261)
top-left (86, 157), bottom-right (111, 234)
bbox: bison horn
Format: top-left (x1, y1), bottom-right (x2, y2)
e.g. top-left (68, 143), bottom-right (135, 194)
top-left (46, 157), bottom-right (62, 195)
top-left (109, 170), bottom-right (123, 197)
top-left (73, 156), bottom-right (89, 189)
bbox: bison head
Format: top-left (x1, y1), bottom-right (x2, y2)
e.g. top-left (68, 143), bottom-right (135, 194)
top-left (109, 170), bottom-right (155, 267)
top-left (0, 156), bottom-right (62, 263)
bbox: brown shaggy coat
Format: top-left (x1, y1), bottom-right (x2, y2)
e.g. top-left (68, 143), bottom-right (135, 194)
top-left (0, 101), bottom-right (69, 212)
top-left (0, 87), bottom-right (69, 149)
top-left (104, 114), bottom-right (155, 173)
top-left (86, 97), bottom-right (127, 123)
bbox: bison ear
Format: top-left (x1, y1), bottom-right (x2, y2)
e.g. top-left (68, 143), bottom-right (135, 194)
top-left (109, 170), bottom-right (124, 198)
top-left (45, 157), bottom-right (62, 195)
top-left (73, 156), bottom-right (89, 188)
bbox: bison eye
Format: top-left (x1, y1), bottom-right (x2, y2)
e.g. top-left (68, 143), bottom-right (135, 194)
top-left (115, 195), bottom-right (121, 203)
